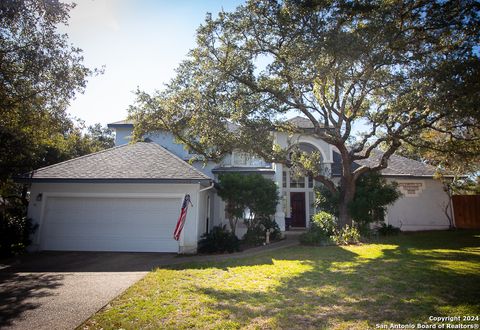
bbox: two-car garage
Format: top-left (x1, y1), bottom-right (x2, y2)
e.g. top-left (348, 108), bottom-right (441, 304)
top-left (22, 142), bottom-right (212, 253)
top-left (40, 195), bottom-right (181, 252)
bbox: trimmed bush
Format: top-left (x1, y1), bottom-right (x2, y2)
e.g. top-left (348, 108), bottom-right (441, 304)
top-left (198, 225), bottom-right (240, 254)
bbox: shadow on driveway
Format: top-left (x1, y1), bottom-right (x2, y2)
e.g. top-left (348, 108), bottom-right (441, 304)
top-left (0, 272), bottom-right (64, 327)
top-left (0, 251), bottom-right (176, 273)
top-left (0, 251), bottom-right (176, 329)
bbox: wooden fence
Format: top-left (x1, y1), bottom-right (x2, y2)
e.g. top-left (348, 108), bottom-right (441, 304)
top-left (452, 195), bottom-right (480, 229)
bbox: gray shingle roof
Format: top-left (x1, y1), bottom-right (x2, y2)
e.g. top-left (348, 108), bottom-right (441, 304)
top-left (287, 116), bottom-right (315, 128)
top-left (332, 150), bottom-right (437, 177)
top-left (107, 119), bottom-right (134, 127)
top-left (24, 142), bottom-right (211, 182)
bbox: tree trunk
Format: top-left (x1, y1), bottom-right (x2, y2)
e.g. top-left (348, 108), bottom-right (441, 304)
top-left (337, 147), bottom-right (356, 228)
top-left (338, 176), bottom-right (355, 228)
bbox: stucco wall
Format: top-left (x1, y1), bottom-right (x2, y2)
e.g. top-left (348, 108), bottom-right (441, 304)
top-left (28, 182), bottom-right (202, 253)
top-left (114, 127), bottom-right (132, 146)
top-left (386, 178), bottom-right (451, 231)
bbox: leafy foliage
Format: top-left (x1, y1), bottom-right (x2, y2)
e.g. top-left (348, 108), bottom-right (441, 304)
top-left (331, 225), bottom-right (361, 245)
top-left (0, 200), bottom-right (37, 257)
top-left (395, 128), bottom-right (480, 194)
top-left (217, 173), bottom-right (278, 235)
top-left (299, 211), bottom-right (336, 245)
top-left (1, 0), bottom-right (97, 179)
top-left (198, 225), bottom-right (240, 254)
top-left (0, 0), bottom-right (110, 219)
top-left (129, 0), bottom-right (479, 227)
top-left (243, 216), bottom-right (281, 246)
top-left (315, 173), bottom-right (401, 233)
top-left (300, 211), bottom-right (360, 246)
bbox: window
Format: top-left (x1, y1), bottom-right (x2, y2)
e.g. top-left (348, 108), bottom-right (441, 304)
top-left (290, 174), bottom-right (305, 188)
top-left (282, 171), bottom-right (287, 188)
top-left (232, 151), bottom-right (265, 167)
top-left (308, 176), bottom-right (313, 188)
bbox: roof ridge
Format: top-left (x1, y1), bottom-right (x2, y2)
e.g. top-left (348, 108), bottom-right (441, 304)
top-left (31, 144), bottom-right (130, 175)
top-left (148, 142), bottom-right (210, 180)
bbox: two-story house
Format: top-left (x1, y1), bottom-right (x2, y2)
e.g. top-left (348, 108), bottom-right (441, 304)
top-left (22, 116), bottom-right (452, 253)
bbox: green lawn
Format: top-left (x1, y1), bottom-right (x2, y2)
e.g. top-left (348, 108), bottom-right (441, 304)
top-left (82, 231), bottom-right (480, 329)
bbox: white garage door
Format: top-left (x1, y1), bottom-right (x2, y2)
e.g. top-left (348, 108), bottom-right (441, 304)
top-left (41, 196), bottom-right (181, 252)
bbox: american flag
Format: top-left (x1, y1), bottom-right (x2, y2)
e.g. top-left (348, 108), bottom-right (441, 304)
top-left (173, 194), bottom-right (192, 241)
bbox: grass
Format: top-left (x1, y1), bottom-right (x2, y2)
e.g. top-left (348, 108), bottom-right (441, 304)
top-left (81, 230), bottom-right (480, 329)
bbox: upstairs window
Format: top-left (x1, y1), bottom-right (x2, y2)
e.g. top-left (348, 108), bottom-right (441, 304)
top-left (232, 151), bottom-right (265, 167)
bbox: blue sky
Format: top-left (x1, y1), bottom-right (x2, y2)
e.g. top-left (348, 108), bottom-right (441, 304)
top-left (63, 0), bottom-right (244, 126)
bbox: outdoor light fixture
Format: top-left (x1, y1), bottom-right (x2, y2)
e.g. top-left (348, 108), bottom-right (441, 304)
top-left (36, 193), bottom-right (43, 201)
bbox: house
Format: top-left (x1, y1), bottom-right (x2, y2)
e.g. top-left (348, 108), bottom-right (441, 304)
top-left (20, 116), bottom-right (452, 253)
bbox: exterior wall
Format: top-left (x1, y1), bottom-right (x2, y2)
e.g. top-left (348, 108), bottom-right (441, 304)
top-left (197, 188), bottom-right (215, 239)
top-left (28, 182), bottom-right (202, 253)
top-left (145, 131), bottom-right (191, 160)
top-left (114, 127), bottom-right (132, 146)
top-left (386, 178), bottom-right (451, 231)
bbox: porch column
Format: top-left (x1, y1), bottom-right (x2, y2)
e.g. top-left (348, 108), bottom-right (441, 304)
top-left (274, 162), bottom-right (286, 231)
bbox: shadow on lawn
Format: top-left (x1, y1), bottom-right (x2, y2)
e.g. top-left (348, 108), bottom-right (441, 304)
top-left (191, 231), bottom-right (480, 328)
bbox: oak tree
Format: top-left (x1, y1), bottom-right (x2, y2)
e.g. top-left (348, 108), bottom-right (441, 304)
top-left (130, 0), bottom-right (480, 226)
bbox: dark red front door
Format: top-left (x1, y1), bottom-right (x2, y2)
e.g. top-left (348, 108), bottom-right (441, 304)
top-left (290, 192), bottom-right (306, 227)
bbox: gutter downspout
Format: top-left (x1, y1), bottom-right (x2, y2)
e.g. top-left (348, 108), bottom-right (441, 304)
top-left (199, 181), bottom-right (215, 192)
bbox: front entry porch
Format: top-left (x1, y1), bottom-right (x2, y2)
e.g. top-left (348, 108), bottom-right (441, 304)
top-left (290, 192), bottom-right (306, 228)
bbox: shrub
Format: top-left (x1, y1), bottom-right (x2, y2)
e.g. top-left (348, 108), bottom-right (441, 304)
top-left (311, 211), bottom-right (336, 236)
top-left (243, 216), bottom-right (281, 245)
top-left (377, 223), bottom-right (401, 236)
top-left (332, 225), bottom-right (361, 245)
top-left (300, 212), bottom-right (360, 246)
top-left (315, 172), bottom-right (402, 233)
top-left (198, 225), bottom-right (240, 254)
top-left (0, 206), bottom-right (37, 258)
top-left (299, 212), bottom-right (336, 246)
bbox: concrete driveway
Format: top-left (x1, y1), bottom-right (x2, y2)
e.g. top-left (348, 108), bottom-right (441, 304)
top-left (0, 251), bottom-right (176, 330)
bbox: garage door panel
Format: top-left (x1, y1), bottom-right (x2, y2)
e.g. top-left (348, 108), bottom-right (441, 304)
top-left (41, 196), bottom-right (181, 252)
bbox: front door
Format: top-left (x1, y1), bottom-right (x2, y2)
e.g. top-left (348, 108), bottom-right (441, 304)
top-left (290, 192), bottom-right (306, 227)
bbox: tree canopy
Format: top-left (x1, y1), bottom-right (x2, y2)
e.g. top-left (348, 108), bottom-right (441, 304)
top-left (129, 0), bottom-right (479, 226)
top-left (0, 0), bottom-right (108, 198)
top-left (217, 173), bottom-right (279, 234)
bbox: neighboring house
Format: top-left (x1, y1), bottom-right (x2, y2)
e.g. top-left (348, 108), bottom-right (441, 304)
top-left (19, 116), bottom-right (452, 253)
